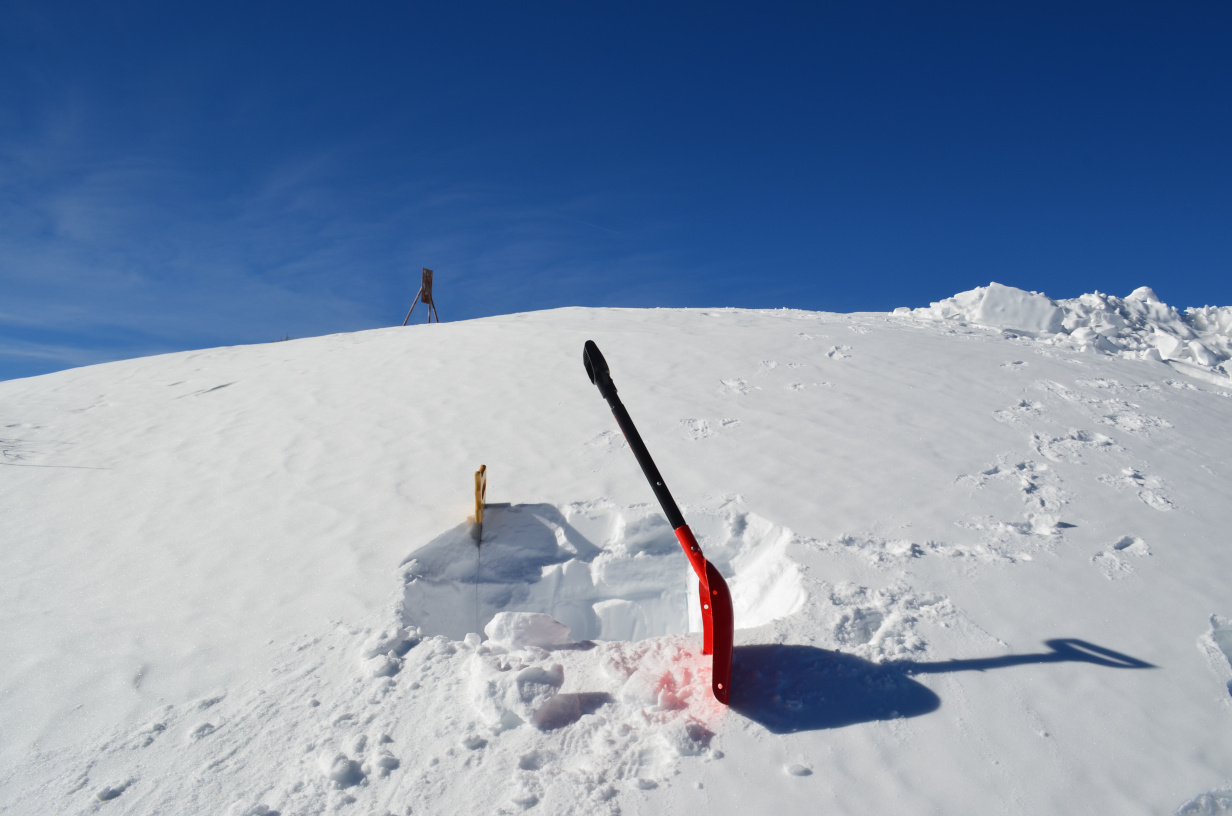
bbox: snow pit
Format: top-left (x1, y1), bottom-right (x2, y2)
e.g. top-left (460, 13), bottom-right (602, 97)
top-left (398, 501), bottom-right (805, 643)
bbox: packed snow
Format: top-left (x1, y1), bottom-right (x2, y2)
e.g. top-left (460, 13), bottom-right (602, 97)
top-left (2, 283), bottom-right (1232, 815)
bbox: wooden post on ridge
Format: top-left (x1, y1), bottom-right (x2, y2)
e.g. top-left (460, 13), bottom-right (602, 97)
top-left (473, 464), bottom-right (487, 543)
top-left (402, 268), bottom-right (441, 325)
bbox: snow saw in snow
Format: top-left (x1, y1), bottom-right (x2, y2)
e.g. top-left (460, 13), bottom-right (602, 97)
top-left (583, 340), bottom-right (734, 705)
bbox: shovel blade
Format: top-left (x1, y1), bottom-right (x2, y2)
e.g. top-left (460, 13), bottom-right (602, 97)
top-left (703, 561), bottom-right (734, 705)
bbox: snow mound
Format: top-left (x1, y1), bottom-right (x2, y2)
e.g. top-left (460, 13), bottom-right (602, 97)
top-left (899, 282), bottom-right (1232, 385)
top-left (906, 281), bottom-right (1065, 334)
top-left (398, 501), bottom-right (806, 643)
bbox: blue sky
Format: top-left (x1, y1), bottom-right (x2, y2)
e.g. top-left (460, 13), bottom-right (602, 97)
top-left (2, 2), bottom-right (1229, 380)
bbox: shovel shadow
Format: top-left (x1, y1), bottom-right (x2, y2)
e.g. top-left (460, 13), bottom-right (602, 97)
top-left (730, 639), bottom-right (1154, 734)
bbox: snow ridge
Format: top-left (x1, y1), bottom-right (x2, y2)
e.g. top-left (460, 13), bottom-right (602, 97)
top-left (899, 282), bottom-right (1232, 386)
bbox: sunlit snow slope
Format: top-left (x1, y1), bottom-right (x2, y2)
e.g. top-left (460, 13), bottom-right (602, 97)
top-left (2, 285), bottom-right (1232, 815)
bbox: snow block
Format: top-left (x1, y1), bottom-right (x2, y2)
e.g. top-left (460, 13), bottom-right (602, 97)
top-left (969, 283), bottom-right (1065, 334)
top-left (912, 282), bottom-right (1064, 334)
top-left (468, 651), bottom-right (566, 729)
top-left (484, 611), bottom-right (573, 650)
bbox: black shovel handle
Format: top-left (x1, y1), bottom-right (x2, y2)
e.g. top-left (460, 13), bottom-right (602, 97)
top-left (584, 340), bottom-right (686, 530)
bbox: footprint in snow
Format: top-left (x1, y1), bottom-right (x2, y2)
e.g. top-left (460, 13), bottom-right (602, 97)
top-left (1137, 490), bottom-right (1176, 511)
top-left (957, 459), bottom-right (1071, 538)
top-left (1034, 380), bottom-right (1172, 437)
top-left (992, 399), bottom-right (1047, 425)
top-left (1029, 429), bottom-right (1119, 463)
top-left (1100, 405), bottom-right (1172, 435)
top-left (586, 430), bottom-right (625, 452)
top-left (1111, 535), bottom-right (1150, 556)
top-left (187, 722), bottom-right (216, 741)
top-left (1097, 469), bottom-right (1175, 511)
top-left (826, 345), bottom-right (852, 359)
top-left (95, 778), bottom-right (135, 801)
top-left (1091, 537), bottom-right (1149, 580)
top-left (131, 720), bottom-right (167, 748)
top-left (680, 418), bottom-right (741, 440)
top-left (1076, 377), bottom-right (1124, 392)
top-left (719, 378), bottom-right (756, 395)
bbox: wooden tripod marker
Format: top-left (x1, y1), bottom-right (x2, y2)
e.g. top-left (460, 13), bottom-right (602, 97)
top-left (402, 268), bottom-right (441, 325)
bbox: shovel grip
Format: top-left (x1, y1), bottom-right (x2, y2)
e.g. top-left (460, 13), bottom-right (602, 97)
top-left (584, 340), bottom-right (686, 530)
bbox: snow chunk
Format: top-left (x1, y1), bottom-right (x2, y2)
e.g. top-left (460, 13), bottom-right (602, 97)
top-left (363, 652), bottom-right (403, 678)
top-left (485, 612), bottom-right (573, 650)
top-left (317, 752), bottom-right (365, 788)
top-left (468, 651), bottom-right (566, 729)
top-left (902, 283), bottom-right (1232, 385)
top-left (915, 282), bottom-right (1065, 334)
top-left (359, 626), bottom-right (415, 659)
top-left (970, 283), bottom-right (1065, 334)
top-left (1209, 616), bottom-right (1232, 671)
top-left (1176, 790), bottom-right (1232, 815)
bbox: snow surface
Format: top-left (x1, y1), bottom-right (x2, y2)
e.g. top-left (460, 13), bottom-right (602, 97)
top-left (2, 283), bottom-right (1232, 815)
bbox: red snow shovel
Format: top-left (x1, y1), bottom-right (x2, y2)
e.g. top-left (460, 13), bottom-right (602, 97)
top-left (583, 341), bottom-right (734, 704)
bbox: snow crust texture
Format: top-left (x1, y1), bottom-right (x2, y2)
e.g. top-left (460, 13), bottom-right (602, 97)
top-left (3, 286), bottom-right (1232, 815)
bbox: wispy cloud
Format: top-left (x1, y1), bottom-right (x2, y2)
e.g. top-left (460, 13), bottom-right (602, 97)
top-left (0, 112), bottom-right (704, 380)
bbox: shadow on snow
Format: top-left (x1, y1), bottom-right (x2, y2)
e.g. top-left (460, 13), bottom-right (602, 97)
top-left (730, 639), bottom-right (1154, 733)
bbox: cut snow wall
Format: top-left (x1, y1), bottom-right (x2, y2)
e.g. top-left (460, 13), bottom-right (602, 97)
top-left (398, 502), bottom-right (805, 643)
